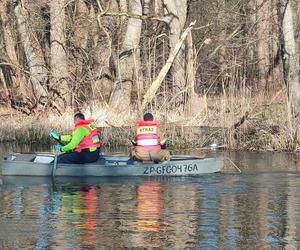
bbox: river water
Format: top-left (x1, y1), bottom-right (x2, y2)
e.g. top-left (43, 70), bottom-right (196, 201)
top-left (1, 144), bottom-right (300, 249)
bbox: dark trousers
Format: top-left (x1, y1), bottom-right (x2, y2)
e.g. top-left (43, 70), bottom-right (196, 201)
top-left (57, 148), bottom-right (100, 164)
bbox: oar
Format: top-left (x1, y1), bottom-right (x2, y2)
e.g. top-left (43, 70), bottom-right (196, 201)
top-left (52, 149), bottom-right (59, 178)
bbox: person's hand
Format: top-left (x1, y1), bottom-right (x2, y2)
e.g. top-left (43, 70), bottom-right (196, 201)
top-left (160, 139), bottom-right (167, 149)
top-left (54, 144), bottom-right (61, 152)
top-left (50, 130), bottom-right (59, 141)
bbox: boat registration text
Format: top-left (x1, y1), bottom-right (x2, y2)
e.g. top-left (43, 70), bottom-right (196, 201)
top-left (143, 164), bottom-right (198, 175)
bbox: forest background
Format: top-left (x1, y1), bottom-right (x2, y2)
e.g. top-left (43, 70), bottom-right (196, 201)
top-left (0, 0), bottom-right (300, 151)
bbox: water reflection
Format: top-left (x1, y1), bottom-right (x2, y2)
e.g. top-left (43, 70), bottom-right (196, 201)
top-left (2, 146), bottom-right (300, 249)
top-left (1, 173), bottom-right (300, 249)
top-left (56, 184), bottom-right (99, 249)
top-left (136, 181), bottom-right (161, 247)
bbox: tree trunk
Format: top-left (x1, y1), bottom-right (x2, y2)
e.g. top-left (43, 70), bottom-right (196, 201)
top-left (185, 30), bottom-right (199, 115)
top-left (278, 0), bottom-right (300, 115)
top-left (154, 0), bottom-right (163, 15)
top-left (91, 0), bottom-right (119, 102)
top-left (256, 0), bottom-right (270, 91)
top-left (14, 1), bottom-right (48, 103)
top-left (0, 22), bottom-right (10, 104)
top-left (67, 0), bottom-right (91, 106)
top-left (109, 0), bottom-right (142, 113)
top-left (143, 0), bottom-right (151, 15)
top-left (0, 68), bottom-right (10, 104)
top-left (74, 0), bottom-right (89, 51)
top-left (217, 0), bottom-right (229, 91)
top-left (0, 1), bottom-right (18, 68)
top-left (50, 0), bottom-right (69, 107)
top-left (0, 0), bottom-right (40, 113)
top-left (0, 1), bottom-right (14, 104)
top-left (163, 0), bottom-right (188, 107)
top-left (141, 22), bottom-right (195, 111)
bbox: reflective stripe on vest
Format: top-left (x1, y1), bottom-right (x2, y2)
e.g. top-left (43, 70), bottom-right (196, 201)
top-left (73, 120), bottom-right (101, 152)
top-left (135, 120), bottom-right (161, 151)
top-left (137, 138), bottom-right (160, 146)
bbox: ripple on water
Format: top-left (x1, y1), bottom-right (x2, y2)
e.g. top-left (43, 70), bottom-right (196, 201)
top-left (1, 150), bottom-right (300, 248)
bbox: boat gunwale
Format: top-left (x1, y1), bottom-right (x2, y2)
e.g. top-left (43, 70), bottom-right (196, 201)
top-left (2, 153), bottom-right (224, 177)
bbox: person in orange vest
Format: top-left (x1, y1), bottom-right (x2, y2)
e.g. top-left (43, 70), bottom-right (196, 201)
top-left (130, 113), bottom-right (171, 162)
top-left (49, 112), bottom-right (101, 164)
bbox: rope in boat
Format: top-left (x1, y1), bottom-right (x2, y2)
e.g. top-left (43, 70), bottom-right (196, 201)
top-left (224, 157), bottom-right (242, 173)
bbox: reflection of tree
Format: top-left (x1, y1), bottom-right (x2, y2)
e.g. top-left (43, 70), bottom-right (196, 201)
top-left (0, 182), bottom-right (57, 249)
top-left (4, 170), bottom-right (300, 249)
top-left (198, 183), bottom-right (222, 249)
top-left (231, 174), bottom-right (290, 249)
top-left (284, 174), bottom-right (299, 249)
top-left (234, 184), bottom-right (267, 248)
top-left (161, 181), bottom-right (200, 249)
top-left (96, 183), bottom-right (136, 249)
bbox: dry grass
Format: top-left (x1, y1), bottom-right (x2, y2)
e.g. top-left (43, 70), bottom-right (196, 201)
top-left (0, 90), bottom-right (297, 152)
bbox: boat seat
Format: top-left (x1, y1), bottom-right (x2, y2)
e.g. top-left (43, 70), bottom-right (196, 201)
top-left (142, 160), bottom-right (161, 164)
top-left (14, 154), bottom-right (36, 162)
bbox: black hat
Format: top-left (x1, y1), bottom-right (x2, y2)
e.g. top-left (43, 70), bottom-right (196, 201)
top-left (74, 112), bottom-right (85, 120)
top-left (143, 113), bottom-right (153, 121)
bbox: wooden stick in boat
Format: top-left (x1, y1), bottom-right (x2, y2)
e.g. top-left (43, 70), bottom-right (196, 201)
top-left (52, 150), bottom-right (58, 178)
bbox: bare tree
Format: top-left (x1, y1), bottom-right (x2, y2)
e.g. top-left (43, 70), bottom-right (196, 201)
top-left (14, 0), bottom-right (48, 104)
top-left (50, 0), bottom-right (69, 107)
top-left (256, 0), bottom-right (271, 91)
top-left (91, 0), bottom-right (118, 102)
top-left (1, 0), bottom-right (299, 124)
top-left (0, 16), bottom-right (11, 104)
top-left (0, 1), bottom-right (18, 103)
top-left (278, 0), bottom-right (300, 115)
top-left (163, 0), bottom-right (188, 107)
top-left (109, 0), bottom-right (143, 113)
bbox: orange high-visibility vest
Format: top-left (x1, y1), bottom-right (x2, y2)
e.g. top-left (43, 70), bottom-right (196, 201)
top-left (73, 119), bottom-right (101, 152)
top-left (135, 120), bottom-right (161, 151)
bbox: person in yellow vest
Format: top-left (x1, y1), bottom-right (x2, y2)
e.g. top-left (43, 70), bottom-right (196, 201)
top-left (49, 112), bottom-right (101, 164)
top-left (130, 113), bottom-right (171, 162)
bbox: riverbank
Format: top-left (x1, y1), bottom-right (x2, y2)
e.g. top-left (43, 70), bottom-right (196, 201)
top-left (0, 92), bottom-right (298, 152)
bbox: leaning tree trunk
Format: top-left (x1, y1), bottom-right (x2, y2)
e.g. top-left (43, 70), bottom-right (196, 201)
top-left (141, 22), bottom-right (196, 111)
top-left (50, 0), bottom-right (69, 108)
top-left (278, 0), bottom-right (300, 116)
top-left (109, 0), bottom-right (142, 113)
top-left (14, 1), bottom-right (48, 104)
top-left (163, 0), bottom-right (188, 107)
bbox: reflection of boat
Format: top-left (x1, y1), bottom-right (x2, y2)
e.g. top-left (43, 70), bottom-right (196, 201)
top-left (2, 153), bottom-right (223, 177)
top-left (136, 181), bottom-right (161, 248)
top-left (137, 182), bottom-right (161, 233)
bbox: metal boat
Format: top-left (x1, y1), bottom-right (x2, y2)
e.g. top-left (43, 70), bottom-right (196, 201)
top-left (2, 153), bottom-right (223, 177)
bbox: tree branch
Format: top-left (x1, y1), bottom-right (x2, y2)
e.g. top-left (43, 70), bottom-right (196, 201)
top-left (101, 11), bottom-right (168, 23)
top-left (141, 20), bottom-right (196, 111)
